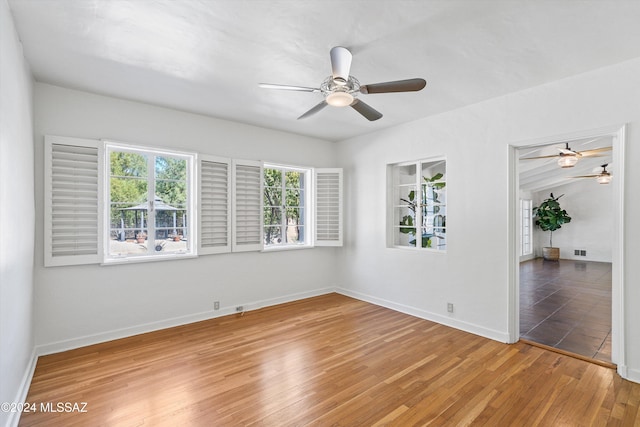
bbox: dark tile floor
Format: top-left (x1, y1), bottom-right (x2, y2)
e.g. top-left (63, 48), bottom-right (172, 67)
top-left (520, 258), bottom-right (612, 363)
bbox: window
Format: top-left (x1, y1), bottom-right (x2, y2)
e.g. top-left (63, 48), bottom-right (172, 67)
top-left (520, 199), bottom-right (533, 256)
top-left (388, 158), bottom-right (446, 251)
top-left (104, 143), bottom-right (195, 262)
top-left (44, 135), bottom-right (342, 266)
top-left (263, 164), bottom-right (311, 248)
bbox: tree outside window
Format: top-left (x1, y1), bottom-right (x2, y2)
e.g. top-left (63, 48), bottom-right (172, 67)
top-left (263, 165), bottom-right (308, 247)
top-left (107, 145), bottom-right (193, 258)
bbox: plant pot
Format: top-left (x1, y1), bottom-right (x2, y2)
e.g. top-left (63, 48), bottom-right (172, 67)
top-left (173, 236), bottom-right (182, 242)
top-left (542, 247), bottom-right (560, 261)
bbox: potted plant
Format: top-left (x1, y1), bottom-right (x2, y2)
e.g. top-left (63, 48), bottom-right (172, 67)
top-left (399, 173), bottom-right (445, 248)
top-left (533, 193), bottom-right (571, 261)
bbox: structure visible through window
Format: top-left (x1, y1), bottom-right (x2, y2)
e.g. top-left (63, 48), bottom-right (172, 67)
top-left (263, 164), bottom-right (310, 247)
top-left (44, 135), bottom-right (341, 266)
top-left (388, 158), bottom-right (446, 251)
top-left (106, 144), bottom-right (194, 260)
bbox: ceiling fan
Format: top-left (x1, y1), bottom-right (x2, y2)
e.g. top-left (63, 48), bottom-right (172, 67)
top-left (571, 164), bottom-right (613, 184)
top-left (520, 142), bottom-right (612, 168)
top-left (259, 46), bottom-right (426, 121)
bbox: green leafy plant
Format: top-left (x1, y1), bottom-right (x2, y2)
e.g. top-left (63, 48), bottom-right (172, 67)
top-left (399, 173), bottom-right (446, 248)
top-left (423, 173), bottom-right (444, 215)
top-left (533, 192), bottom-right (571, 247)
top-left (399, 189), bottom-right (416, 235)
top-left (425, 173), bottom-right (445, 189)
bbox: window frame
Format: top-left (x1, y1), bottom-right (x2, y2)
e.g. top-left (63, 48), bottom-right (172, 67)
top-left (102, 141), bottom-right (196, 264)
top-left (387, 157), bottom-right (447, 252)
top-left (44, 134), bottom-right (343, 267)
top-left (520, 199), bottom-right (533, 256)
top-left (262, 163), bottom-right (312, 250)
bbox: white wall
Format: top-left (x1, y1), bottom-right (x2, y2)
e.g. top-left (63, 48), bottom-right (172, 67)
top-left (33, 83), bottom-right (339, 353)
top-left (532, 179), bottom-right (612, 262)
top-left (0, 1), bottom-right (35, 426)
top-left (336, 58), bottom-right (640, 381)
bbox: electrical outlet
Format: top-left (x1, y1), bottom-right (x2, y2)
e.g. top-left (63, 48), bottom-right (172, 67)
top-left (236, 306), bottom-right (244, 312)
top-left (447, 303), bottom-right (454, 313)
top-left (574, 249), bottom-right (580, 256)
top-left (214, 301), bottom-right (220, 310)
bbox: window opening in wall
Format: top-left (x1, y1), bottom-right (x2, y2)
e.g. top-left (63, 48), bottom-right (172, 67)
top-left (263, 164), bottom-right (311, 248)
top-left (106, 144), bottom-right (194, 260)
top-left (389, 158), bottom-right (446, 251)
top-left (520, 199), bottom-right (533, 256)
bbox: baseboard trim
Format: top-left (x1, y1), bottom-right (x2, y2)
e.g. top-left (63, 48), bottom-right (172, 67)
top-left (336, 287), bottom-right (510, 343)
top-left (625, 366), bottom-right (640, 384)
top-left (36, 287), bottom-right (336, 356)
top-left (6, 349), bottom-right (38, 427)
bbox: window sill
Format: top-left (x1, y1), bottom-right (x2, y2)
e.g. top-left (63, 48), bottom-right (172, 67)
top-left (102, 253), bottom-right (198, 266)
top-left (388, 245), bottom-right (447, 254)
top-left (262, 245), bottom-right (314, 253)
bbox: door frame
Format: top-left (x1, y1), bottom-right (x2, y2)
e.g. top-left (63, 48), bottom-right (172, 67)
top-left (508, 124), bottom-right (627, 377)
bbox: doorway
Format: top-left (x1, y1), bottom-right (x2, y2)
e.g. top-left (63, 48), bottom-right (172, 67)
top-left (519, 258), bottom-right (612, 363)
top-left (508, 125), bottom-right (625, 371)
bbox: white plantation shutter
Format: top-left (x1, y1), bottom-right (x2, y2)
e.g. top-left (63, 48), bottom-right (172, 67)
top-left (199, 155), bottom-right (231, 254)
top-left (315, 168), bottom-right (343, 246)
top-left (232, 159), bottom-right (263, 252)
top-left (44, 136), bottom-right (102, 266)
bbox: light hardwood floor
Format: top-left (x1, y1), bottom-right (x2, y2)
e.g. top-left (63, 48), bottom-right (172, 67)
top-left (20, 293), bottom-right (640, 426)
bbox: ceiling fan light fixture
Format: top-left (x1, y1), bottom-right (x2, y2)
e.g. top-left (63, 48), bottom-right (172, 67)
top-left (557, 155), bottom-right (578, 168)
top-left (260, 47), bottom-right (425, 120)
top-left (597, 173), bottom-right (612, 184)
top-left (326, 91), bottom-right (354, 107)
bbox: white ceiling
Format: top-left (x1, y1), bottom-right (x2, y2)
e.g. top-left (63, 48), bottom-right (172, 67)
top-left (518, 136), bottom-right (614, 193)
top-left (8, 0), bottom-right (640, 142)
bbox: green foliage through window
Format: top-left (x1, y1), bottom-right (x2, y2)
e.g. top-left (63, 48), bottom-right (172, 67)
top-left (108, 147), bottom-right (191, 257)
top-left (263, 166), bottom-right (306, 246)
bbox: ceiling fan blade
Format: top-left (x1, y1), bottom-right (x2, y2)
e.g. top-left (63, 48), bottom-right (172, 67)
top-left (259, 83), bottom-right (320, 92)
top-left (520, 154), bottom-right (562, 160)
top-left (330, 46), bottom-right (352, 84)
top-left (360, 78), bottom-right (426, 94)
top-left (558, 147), bottom-right (579, 155)
top-left (350, 99), bottom-right (383, 121)
top-left (571, 174), bottom-right (600, 178)
top-left (297, 101), bottom-right (327, 120)
top-left (579, 146), bottom-right (613, 157)
top-left (520, 153), bottom-right (603, 160)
